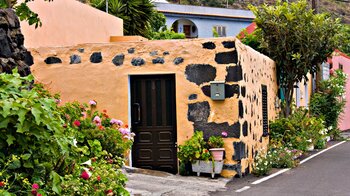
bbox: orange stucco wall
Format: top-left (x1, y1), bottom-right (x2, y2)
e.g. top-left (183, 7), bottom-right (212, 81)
top-left (30, 37), bottom-right (277, 177)
top-left (20, 0), bottom-right (123, 48)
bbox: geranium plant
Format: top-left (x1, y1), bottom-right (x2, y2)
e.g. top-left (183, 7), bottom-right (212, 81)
top-left (177, 131), bottom-right (209, 163)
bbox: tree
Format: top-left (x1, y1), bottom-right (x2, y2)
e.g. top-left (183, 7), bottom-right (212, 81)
top-left (0, 0), bottom-right (52, 28)
top-left (89, 0), bottom-right (155, 38)
top-left (338, 24), bottom-right (350, 56)
top-left (249, 0), bottom-right (341, 116)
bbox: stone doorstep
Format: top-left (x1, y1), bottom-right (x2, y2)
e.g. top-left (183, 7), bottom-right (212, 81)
top-left (123, 166), bottom-right (172, 177)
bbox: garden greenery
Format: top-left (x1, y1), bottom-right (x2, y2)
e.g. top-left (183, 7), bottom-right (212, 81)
top-left (249, 0), bottom-right (341, 116)
top-left (269, 108), bottom-right (327, 152)
top-left (310, 69), bottom-right (347, 138)
top-left (0, 71), bottom-right (133, 195)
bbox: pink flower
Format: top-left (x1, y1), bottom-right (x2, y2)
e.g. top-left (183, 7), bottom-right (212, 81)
top-left (80, 170), bottom-right (91, 180)
top-left (110, 119), bottom-right (123, 126)
top-left (119, 128), bottom-right (130, 135)
top-left (221, 131), bottom-right (228, 137)
top-left (37, 194), bottom-right (42, 196)
top-left (89, 100), bottom-right (97, 106)
top-left (93, 116), bottom-right (101, 124)
top-left (81, 112), bottom-right (87, 118)
top-left (32, 183), bottom-right (39, 189)
top-left (55, 99), bottom-right (61, 104)
top-left (73, 120), bottom-right (81, 127)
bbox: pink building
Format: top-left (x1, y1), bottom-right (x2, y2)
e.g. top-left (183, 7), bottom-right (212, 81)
top-left (331, 50), bottom-right (350, 131)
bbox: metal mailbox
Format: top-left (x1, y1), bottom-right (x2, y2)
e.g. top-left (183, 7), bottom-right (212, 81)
top-left (210, 81), bottom-right (225, 100)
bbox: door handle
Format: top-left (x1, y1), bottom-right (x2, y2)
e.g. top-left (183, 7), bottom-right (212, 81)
top-left (133, 103), bottom-right (141, 125)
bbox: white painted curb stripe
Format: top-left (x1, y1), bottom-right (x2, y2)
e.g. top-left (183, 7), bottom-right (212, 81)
top-left (300, 141), bottom-right (346, 164)
top-left (251, 168), bottom-right (290, 185)
top-left (235, 186), bottom-right (251, 192)
top-left (251, 141), bottom-right (347, 185)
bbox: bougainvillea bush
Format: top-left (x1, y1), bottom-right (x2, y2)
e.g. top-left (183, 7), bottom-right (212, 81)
top-left (0, 70), bottom-right (133, 195)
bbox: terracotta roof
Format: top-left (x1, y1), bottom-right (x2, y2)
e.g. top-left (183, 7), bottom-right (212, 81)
top-left (334, 49), bottom-right (350, 60)
top-left (237, 22), bottom-right (256, 38)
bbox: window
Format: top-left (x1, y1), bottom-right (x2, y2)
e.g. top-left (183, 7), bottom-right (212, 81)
top-left (213, 26), bottom-right (226, 37)
top-left (339, 64), bottom-right (343, 70)
top-left (262, 85), bottom-right (268, 137)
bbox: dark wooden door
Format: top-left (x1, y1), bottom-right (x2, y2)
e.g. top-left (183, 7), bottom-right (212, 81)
top-left (183, 25), bottom-right (191, 38)
top-left (131, 75), bottom-right (178, 174)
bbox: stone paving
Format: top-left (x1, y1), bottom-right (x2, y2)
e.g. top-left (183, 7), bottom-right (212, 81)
top-left (123, 167), bottom-right (230, 196)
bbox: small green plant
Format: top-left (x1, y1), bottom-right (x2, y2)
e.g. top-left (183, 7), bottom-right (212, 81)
top-left (208, 136), bottom-right (224, 148)
top-left (212, 27), bottom-right (219, 37)
top-left (252, 148), bottom-right (272, 177)
top-left (269, 146), bottom-right (301, 168)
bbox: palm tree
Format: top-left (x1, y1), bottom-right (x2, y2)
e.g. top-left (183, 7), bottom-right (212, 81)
top-left (89, 0), bottom-right (154, 38)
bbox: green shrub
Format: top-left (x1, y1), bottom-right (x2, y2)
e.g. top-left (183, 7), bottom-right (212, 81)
top-left (0, 71), bottom-right (133, 195)
top-left (310, 69), bottom-right (347, 138)
top-left (238, 29), bottom-right (262, 52)
top-left (269, 108), bottom-right (326, 151)
top-left (177, 131), bottom-right (208, 163)
top-left (151, 29), bottom-right (185, 40)
top-left (58, 101), bottom-right (134, 195)
top-left (61, 159), bottom-right (128, 196)
top-left (0, 70), bottom-right (69, 195)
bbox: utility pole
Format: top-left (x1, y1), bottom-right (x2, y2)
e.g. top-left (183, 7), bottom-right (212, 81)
top-left (227, 0), bottom-right (228, 8)
top-left (106, 0), bottom-right (108, 13)
top-left (312, 0), bottom-right (319, 13)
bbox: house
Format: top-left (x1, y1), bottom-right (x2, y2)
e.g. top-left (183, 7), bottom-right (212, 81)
top-left (330, 50), bottom-right (350, 131)
top-left (154, 2), bottom-right (254, 38)
top-left (30, 37), bottom-right (278, 177)
top-left (19, 0), bottom-right (278, 178)
top-left (20, 0), bottom-right (123, 48)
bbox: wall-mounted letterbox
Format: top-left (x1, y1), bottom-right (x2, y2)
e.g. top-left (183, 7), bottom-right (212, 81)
top-left (210, 81), bottom-right (225, 100)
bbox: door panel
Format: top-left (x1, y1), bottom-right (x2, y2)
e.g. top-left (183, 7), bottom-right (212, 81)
top-left (131, 75), bottom-right (177, 174)
top-left (184, 25), bottom-right (191, 38)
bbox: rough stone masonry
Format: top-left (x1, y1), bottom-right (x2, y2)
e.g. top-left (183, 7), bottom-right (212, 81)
top-left (0, 9), bottom-right (33, 76)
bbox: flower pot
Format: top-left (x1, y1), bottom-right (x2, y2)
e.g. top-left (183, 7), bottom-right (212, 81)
top-left (209, 148), bottom-right (225, 161)
top-left (191, 160), bottom-right (223, 178)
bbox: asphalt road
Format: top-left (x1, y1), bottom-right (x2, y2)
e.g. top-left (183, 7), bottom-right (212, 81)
top-left (214, 141), bottom-right (350, 196)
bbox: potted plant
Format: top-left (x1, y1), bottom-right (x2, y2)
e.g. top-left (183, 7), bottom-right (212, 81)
top-left (178, 131), bottom-right (224, 178)
top-left (208, 136), bottom-right (225, 161)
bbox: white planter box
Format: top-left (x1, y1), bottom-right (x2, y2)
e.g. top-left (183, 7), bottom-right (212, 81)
top-left (191, 160), bottom-right (223, 178)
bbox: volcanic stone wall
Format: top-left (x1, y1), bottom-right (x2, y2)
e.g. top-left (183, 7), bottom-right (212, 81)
top-left (30, 37), bottom-right (277, 177)
top-left (0, 9), bottom-right (33, 76)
